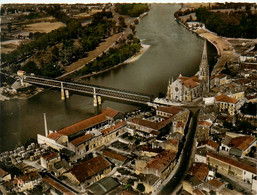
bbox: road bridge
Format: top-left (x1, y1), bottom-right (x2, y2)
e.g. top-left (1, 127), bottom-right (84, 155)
top-left (19, 74), bottom-right (152, 105)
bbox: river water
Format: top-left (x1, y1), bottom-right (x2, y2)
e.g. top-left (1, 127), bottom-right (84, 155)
top-left (0, 4), bottom-right (216, 152)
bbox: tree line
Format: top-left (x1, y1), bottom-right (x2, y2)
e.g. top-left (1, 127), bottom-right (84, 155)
top-left (115, 3), bottom-right (149, 17)
top-left (195, 7), bottom-right (257, 38)
top-left (75, 41), bottom-right (141, 77)
top-left (2, 9), bottom-right (116, 78)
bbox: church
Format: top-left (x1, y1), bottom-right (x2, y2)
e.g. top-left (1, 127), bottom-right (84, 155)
top-left (166, 40), bottom-right (210, 102)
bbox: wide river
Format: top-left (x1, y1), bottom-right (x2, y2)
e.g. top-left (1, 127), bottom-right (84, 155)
top-left (0, 4), bottom-right (216, 152)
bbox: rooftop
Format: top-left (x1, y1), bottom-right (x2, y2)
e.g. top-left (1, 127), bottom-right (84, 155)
top-left (183, 174), bottom-right (202, 187)
top-left (146, 150), bottom-right (176, 173)
top-left (0, 167), bottom-right (8, 178)
top-left (103, 150), bottom-right (127, 162)
top-left (18, 171), bottom-right (41, 182)
top-left (188, 162), bottom-right (209, 182)
top-left (58, 113), bottom-right (108, 136)
top-left (207, 152), bottom-right (257, 174)
top-left (207, 179), bottom-right (224, 189)
top-left (229, 136), bottom-right (255, 151)
top-left (197, 140), bottom-right (219, 150)
top-left (137, 174), bottom-right (160, 186)
top-left (130, 117), bottom-right (172, 131)
top-left (215, 94), bottom-right (238, 104)
top-left (101, 121), bottom-right (126, 136)
top-left (42, 152), bottom-right (59, 161)
top-left (47, 132), bottom-right (64, 140)
top-left (179, 76), bottom-right (200, 88)
top-left (102, 107), bottom-right (119, 118)
top-left (68, 156), bottom-right (111, 183)
top-left (43, 176), bottom-right (76, 195)
top-left (70, 133), bottom-right (93, 147)
top-left (157, 105), bottom-right (183, 116)
top-left (198, 121), bottom-right (212, 127)
top-left (87, 177), bottom-right (120, 195)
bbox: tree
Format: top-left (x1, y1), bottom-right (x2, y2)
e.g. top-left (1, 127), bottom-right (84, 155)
top-left (119, 16), bottom-right (127, 28)
top-left (127, 34), bottom-right (134, 40)
top-left (22, 61), bottom-right (41, 75)
top-left (137, 183), bottom-right (145, 192)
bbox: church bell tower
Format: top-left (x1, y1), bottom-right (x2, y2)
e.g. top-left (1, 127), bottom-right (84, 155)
top-left (199, 40), bottom-right (210, 93)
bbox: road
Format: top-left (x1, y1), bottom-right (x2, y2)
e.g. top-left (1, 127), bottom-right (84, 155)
top-left (159, 108), bottom-right (199, 195)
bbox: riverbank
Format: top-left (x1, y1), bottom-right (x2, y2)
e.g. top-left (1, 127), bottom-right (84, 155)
top-left (74, 43), bottom-right (150, 80)
top-left (176, 18), bottom-right (235, 76)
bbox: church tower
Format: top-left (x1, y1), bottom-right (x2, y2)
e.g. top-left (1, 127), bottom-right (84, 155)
top-left (199, 40), bottom-right (209, 93)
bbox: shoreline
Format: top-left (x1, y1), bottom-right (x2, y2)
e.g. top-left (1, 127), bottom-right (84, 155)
top-left (176, 18), bottom-right (234, 76)
top-left (75, 43), bottom-right (150, 80)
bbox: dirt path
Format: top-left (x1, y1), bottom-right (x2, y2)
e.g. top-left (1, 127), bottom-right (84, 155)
top-left (58, 32), bottom-right (122, 79)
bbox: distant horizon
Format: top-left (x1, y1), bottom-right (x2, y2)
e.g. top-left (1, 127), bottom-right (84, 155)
top-left (1, 0), bottom-right (256, 5)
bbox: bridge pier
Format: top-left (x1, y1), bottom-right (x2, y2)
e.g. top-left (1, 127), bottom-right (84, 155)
top-left (97, 96), bottom-right (101, 105)
top-left (61, 82), bottom-right (65, 100)
top-left (65, 90), bottom-right (69, 99)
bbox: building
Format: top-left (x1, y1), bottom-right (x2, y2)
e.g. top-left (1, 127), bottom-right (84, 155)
top-left (215, 94), bottom-right (240, 115)
top-left (195, 120), bottom-right (212, 141)
top-left (207, 152), bottom-right (257, 184)
top-left (133, 174), bottom-right (161, 194)
top-left (40, 152), bottom-right (61, 169)
top-left (210, 74), bottom-right (228, 88)
top-left (65, 156), bottom-right (112, 185)
top-left (166, 40), bottom-right (209, 102)
top-left (182, 174), bottom-right (203, 194)
top-left (0, 168), bottom-right (11, 182)
top-left (197, 139), bottom-right (219, 152)
top-left (219, 135), bottom-right (256, 157)
top-left (188, 162), bottom-right (209, 182)
top-left (15, 171), bottom-right (41, 192)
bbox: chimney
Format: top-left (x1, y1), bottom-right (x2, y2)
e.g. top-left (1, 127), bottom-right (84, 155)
top-left (44, 113), bottom-right (48, 137)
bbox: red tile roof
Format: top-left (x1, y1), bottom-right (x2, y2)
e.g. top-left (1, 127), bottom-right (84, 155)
top-left (198, 121), bottom-right (211, 127)
top-left (167, 139), bottom-right (179, 146)
top-left (188, 162), bottom-right (209, 181)
top-left (42, 152), bottom-right (59, 161)
top-left (103, 150), bottom-right (127, 162)
top-left (179, 76), bottom-right (199, 88)
top-left (0, 168), bottom-right (8, 178)
top-left (47, 132), bottom-right (64, 140)
top-left (102, 107), bottom-right (119, 118)
top-left (130, 118), bottom-right (172, 131)
top-left (146, 150), bottom-right (176, 173)
top-left (207, 179), bottom-right (224, 189)
top-left (207, 152), bottom-right (257, 174)
top-left (70, 134), bottom-right (93, 147)
top-left (215, 74), bottom-right (226, 79)
top-left (198, 140), bottom-right (219, 150)
top-left (141, 147), bottom-right (164, 153)
top-left (193, 189), bottom-right (205, 195)
top-left (43, 176), bottom-right (76, 195)
top-left (68, 156), bottom-right (111, 183)
top-left (18, 171), bottom-right (41, 182)
top-left (215, 94), bottom-right (238, 104)
top-left (59, 114), bottom-right (108, 136)
top-left (157, 106), bottom-right (183, 116)
top-left (229, 136), bottom-right (255, 151)
top-left (176, 121), bottom-right (185, 128)
top-left (101, 121), bottom-right (126, 135)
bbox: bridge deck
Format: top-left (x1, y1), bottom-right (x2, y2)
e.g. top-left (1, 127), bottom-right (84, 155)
top-left (23, 76), bottom-right (152, 104)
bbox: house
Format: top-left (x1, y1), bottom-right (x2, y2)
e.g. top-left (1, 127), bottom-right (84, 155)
top-left (220, 135), bottom-right (256, 157)
top-left (156, 105), bottom-right (184, 118)
top-left (197, 139), bottom-right (219, 152)
top-left (43, 176), bottom-right (76, 195)
top-left (133, 174), bottom-right (161, 194)
top-left (65, 156), bottom-right (112, 185)
top-left (15, 171), bottom-right (41, 192)
top-left (67, 133), bottom-right (95, 154)
top-left (127, 117), bottom-right (172, 138)
top-left (188, 162), bottom-right (209, 182)
top-left (53, 160), bottom-right (71, 176)
top-left (103, 150), bottom-right (127, 165)
top-left (201, 179), bottom-right (226, 193)
top-left (207, 152), bottom-right (257, 184)
top-left (101, 121), bottom-right (126, 145)
top-left (195, 120), bottom-right (212, 141)
top-left (182, 174), bottom-right (203, 194)
top-left (145, 150), bottom-right (177, 179)
top-left (210, 74), bottom-right (228, 88)
top-left (166, 139), bottom-right (179, 152)
top-left (0, 168), bottom-right (11, 182)
top-left (40, 152), bottom-right (61, 169)
top-left (215, 94), bottom-right (240, 115)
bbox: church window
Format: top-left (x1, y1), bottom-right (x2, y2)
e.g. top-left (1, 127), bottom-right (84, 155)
top-left (175, 87), bottom-right (179, 92)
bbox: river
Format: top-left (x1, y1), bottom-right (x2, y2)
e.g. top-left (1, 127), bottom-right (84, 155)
top-left (0, 4), bottom-right (216, 152)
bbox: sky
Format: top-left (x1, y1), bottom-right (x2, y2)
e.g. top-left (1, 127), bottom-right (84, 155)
top-left (1, 0), bottom-right (256, 4)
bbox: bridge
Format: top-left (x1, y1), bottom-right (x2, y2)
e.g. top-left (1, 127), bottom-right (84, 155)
top-left (19, 74), bottom-right (152, 105)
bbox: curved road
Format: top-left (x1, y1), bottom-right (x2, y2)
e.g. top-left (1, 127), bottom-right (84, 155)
top-left (159, 108), bottom-right (199, 195)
